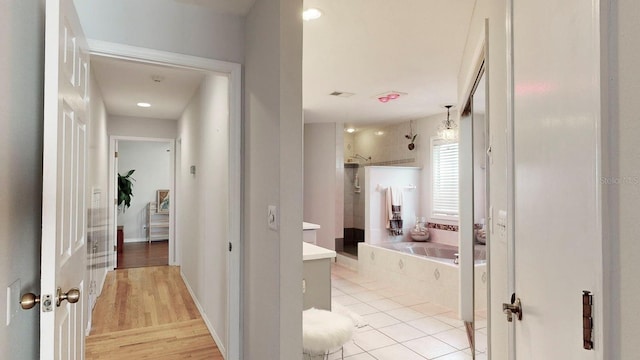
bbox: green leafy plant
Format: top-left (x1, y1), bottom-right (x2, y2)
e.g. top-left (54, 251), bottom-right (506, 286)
top-left (118, 169), bottom-right (135, 212)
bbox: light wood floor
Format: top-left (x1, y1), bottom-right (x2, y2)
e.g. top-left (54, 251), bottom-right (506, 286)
top-left (86, 266), bottom-right (223, 359)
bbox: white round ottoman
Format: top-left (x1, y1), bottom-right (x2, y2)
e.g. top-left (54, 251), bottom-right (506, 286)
top-left (303, 308), bottom-right (354, 360)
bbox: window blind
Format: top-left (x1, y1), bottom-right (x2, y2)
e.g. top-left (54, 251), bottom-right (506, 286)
top-left (432, 140), bottom-right (459, 217)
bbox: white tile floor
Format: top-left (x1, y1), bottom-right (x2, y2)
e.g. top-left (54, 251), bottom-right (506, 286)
top-left (329, 263), bottom-right (487, 360)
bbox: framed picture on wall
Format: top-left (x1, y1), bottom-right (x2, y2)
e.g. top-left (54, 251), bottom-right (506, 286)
top-left (157, 189), bottom-right (170, 213)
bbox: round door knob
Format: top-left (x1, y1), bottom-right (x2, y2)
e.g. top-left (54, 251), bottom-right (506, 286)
top-left (56, 287), bottom-right (81, 307)
top-left (20, 293), bottom-right (40, 310)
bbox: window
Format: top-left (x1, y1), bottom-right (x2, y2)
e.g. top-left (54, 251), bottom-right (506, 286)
top-left (431, 138), bottom-right (459, 219)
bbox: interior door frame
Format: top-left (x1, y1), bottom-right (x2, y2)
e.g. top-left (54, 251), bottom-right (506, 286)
top-left (92, 40), bottom-right (243, 360)
top-left (109, 136), bottom-right (176, 267)
top-left (506, 0), bottom-right (516, 357)
top-left (459, 33), bottom-right (489, 358)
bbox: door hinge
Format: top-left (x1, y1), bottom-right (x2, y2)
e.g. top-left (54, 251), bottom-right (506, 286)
top-left (114, 151), bottom-right (118, 158)
top-left (583, 290), bottom-right (594, 350)
top-left (113, 245), bottom-right (117, 252)
top-left (228, 242), bottom-right (232, 252)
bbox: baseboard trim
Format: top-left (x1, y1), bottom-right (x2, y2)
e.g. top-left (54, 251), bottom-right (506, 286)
top-left (123, 237), bottom-right (147, 243)
top-left (179, 270), bottom-right (227, 359)
top-left (336, 253), bottom-right (359, 271)
top-left (86, 268), bottom-right (110, 337)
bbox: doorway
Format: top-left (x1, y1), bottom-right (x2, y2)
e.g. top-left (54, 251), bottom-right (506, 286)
top-left (86, 42), bottom-right (242, 358)
top-left (113, 138), bottom-right (173, 269)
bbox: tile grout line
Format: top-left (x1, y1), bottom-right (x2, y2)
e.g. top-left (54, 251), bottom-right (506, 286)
top-left (330, 263), bottom-right (479, 360)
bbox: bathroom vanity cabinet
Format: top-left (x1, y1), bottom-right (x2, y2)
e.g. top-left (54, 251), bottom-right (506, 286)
top-left (303, 242), bottom-right (336, 310)
top-left (303, 221), bottom-right (321, 244)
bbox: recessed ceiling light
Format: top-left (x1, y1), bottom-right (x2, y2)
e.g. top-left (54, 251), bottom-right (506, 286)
top-left (303, 8), bottom-right (322, 21)
top-left (345, 128), bottom-right (356, 133)
top-left (374, 131), bottom-right (385, 136)
top-left (137, 102), bottom-right (151, 108)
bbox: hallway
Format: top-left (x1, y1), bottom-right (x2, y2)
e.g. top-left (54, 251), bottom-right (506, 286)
top-left (85, 266), bottom-right (223, 359)
top-left (117, 240), bottom-right (169, 269)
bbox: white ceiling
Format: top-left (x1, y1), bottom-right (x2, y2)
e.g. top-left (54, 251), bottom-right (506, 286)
top-left (303, 0), bottom-right (476, 127)
top-left (173, 0), bottom-right (257, 15)
top-left (91, 56), bottom-right (205, 120)
top-left (91, 0), bottom-right (476, 126)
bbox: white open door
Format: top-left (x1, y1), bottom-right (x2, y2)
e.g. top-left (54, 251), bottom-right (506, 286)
top-left (509, 0), bottom-right (603, 358)
top-left (41, 0), bottom-right (89, 358)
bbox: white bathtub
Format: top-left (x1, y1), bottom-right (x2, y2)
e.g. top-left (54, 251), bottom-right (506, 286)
top-left (378, 241), bottom-right (486, 265)
top-left (358, 242), bottom-right (487, 311)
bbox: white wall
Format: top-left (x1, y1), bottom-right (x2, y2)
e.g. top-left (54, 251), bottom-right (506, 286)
top-left (117, 141), bottom-right (171, 242)
top-left (73, 0), bottom-right (245, 64)
top-left (610, 0), bottom-right (640, 357)
top-left (244, 0), bottom-right (303, 357)
top-left (364, 167), bottom-right (421, 245)
top-left (177, 80), bottom-right (202, 306)
top-left (0, 1), bottom-right (43, 357)
top-left (176, 73), bottom-right (230, 354)
top-left (353, 121), bottom-right (421, 166)
top-left (108, 116), bottom-right (177, 139)
top-left (457, 0), bottom-right (509, 357)
top-left (86, 68), bottom-right (111, 331)
top-left (303, 123), bottom-right (344, 249)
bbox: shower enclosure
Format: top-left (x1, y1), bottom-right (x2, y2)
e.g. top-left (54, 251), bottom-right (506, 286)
top-left (340, 154), bottom-right (370, 257)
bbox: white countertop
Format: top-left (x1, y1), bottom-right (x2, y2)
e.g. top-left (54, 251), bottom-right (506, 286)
top-left (303, 242), bottom-right (336, 261)
top-left (303, 222), bottom-right (321, 230)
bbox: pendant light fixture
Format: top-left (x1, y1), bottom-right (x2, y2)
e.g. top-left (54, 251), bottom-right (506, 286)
top-left (437, 105), bottom-right (457, 141)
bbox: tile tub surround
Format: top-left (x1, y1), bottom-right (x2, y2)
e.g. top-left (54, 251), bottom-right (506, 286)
top-left (427, 223), bottom-right (459, 232)
top-left (330, 263), bottom-right (487, 360)
top-left (424, 223), bottom-right (459, 247)
top-left (358, 243), bottom-right (459, 310)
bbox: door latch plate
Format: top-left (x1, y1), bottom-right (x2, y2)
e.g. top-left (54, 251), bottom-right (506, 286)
top-left (42, 294), bottom-right (53, 312)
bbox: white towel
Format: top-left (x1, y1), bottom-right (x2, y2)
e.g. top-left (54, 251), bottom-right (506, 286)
top-left (386, 187), bottom-right (404, 232)
top-left (386, 187), bottom-right (393, 229)
top-left (391, 186), bottom-right (403, 207)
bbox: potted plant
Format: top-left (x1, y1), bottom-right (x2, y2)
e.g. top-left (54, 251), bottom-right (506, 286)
top-left (118, 169), bottom-right (135, 212)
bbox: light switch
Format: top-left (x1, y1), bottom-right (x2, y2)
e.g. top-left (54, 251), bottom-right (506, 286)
top-left (497, 210), bottom-right (507, 238)
top-left (267, 205), bottom-right (278, 231)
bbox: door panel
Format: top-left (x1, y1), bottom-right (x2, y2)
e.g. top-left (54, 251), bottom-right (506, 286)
top-left (512, 0), bottom-right (602, 358)
top-left (42, 0), bottom-right (89, 358)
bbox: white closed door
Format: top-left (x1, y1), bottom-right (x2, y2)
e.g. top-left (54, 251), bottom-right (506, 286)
top-left (40, 0), bottom-right (89, 358)
top-left (511, 0), bottom-right (602, 358)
